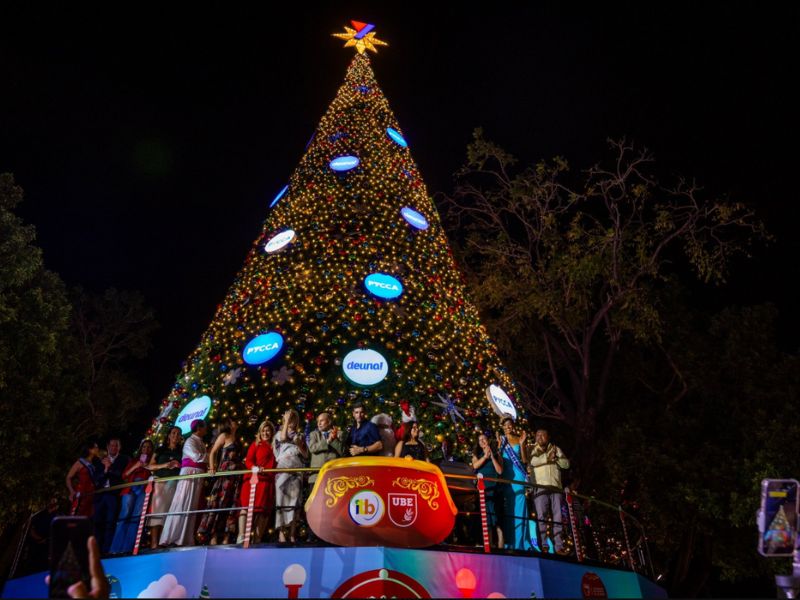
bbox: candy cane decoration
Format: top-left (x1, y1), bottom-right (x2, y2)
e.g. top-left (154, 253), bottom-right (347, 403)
top-left (243, 466), bottom-right (259, 549)
top-left (133, 477), bottom-right (154, 556)
top-left (619, 506), bottom-right (635, 571)
top-left (565, 488), bottom-right (583, 562)
top-left (476, 473), bottom-right (491, 553)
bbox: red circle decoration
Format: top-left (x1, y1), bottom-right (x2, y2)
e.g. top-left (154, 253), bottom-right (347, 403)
top-left (332, 568), bottom-right (431, 599)
top-left (581, 572), bottom-right (608, 599)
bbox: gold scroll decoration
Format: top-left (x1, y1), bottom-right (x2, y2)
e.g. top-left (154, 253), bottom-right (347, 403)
top-left (324, 475), bottom-right (375, 507)
top-left (392, 477), bottom-right (440, 511)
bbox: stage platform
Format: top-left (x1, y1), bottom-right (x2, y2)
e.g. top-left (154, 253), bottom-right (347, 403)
top-left (2, 544), bottom-right (666, 598)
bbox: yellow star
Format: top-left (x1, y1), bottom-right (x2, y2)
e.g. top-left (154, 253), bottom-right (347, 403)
top-left (332, 24), bottom-right (388, 54)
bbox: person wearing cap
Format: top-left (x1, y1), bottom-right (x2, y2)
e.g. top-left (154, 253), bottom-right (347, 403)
top-left (345, 404), bottom-right (382, 457)
top-left (160, 419), bottom-right (208, 546)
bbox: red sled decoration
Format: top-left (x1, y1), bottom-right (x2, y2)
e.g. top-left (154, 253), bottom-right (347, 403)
top-left (305, 457), bottom-right (457, 548)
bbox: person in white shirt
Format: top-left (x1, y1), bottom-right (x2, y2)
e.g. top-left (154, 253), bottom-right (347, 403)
top-left (529, 428), bottom-right (570, 554)
top-left (160, 420), bottom-right (208, 546)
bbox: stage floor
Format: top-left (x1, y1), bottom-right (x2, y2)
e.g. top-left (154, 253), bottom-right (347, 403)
top-left (2, 544), bottom-right (667, 598)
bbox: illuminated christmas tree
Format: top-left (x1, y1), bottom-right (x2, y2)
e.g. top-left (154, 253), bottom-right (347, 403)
top-left (148, 22), bottom-right (522, 457)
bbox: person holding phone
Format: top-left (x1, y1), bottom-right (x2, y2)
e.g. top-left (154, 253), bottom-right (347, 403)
top-left (146, 426), bottom-right (182, 549)
top-left (108, 439), bottom-right (154, 554)
top-left (160, 419), bottom-right (209, 547)
top-left (47, 527), bottom-right (109, 599)
top-left (65, 442), bottom-right (100, 518)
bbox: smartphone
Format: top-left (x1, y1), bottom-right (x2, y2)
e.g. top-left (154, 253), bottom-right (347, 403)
top-left (757, 478), bottom-right (799, 557)
top-left (49, 516), bottom-right (92, 598)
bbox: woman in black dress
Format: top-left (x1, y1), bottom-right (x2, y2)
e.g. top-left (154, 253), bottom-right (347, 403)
top-left (394, 421), bottom-right (429, 462)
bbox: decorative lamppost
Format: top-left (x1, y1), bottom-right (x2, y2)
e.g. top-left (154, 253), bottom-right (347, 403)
top-left (282, 564), bottom-right (307, 599)
top-left (455, 568), bottom-right (477, 598)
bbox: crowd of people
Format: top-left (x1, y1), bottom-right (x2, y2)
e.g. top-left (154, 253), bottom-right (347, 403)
top-left (53, 403), bottom-right (570, 557)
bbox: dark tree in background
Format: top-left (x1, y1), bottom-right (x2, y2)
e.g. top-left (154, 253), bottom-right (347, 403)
top-left (443, 133), bottom-right (792, 595)
top-left (64, 287), bottom-right (157, 440)
top-left (444, 130), bottom-right (767, 482)
top-left (0, 174), bottom-right (157, 576)
top-left (0, 173), bottom-right (72, 527)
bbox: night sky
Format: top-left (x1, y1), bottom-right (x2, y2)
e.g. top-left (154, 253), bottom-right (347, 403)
top-left (1, 4), bottom-right (797, 423)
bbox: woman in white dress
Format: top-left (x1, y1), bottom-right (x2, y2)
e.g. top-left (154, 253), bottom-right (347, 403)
top-left (159, 419), bottom-right (208, 546)
top-left (273, 409), bottom-right (308, 543)
top-left (146, 426), bottom-right (182, 548)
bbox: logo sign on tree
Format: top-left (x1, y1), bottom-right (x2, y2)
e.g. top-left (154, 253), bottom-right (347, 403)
top-left (486, 384), bottom-right (517, 420)
top-left (363, 273), bottom-right (403, 300)
top-left (342, 348), bottom-right (389, 386)
top-left (265, 230), bottom-right (296, 253)
top-left (243, 332), bottom-right (284, 365)
top-left (400, 207), bottom-right (429, 230)
top-left (175, 395), bottom-right (212, 435)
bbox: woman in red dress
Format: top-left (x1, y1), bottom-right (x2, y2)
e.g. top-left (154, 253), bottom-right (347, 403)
top-left (237, 420), bottom-right (276, 544)
top-left (66, 441), bottom-right (100, 516)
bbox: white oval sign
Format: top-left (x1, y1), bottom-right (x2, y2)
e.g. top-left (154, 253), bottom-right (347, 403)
top-left (265, 229), bottom-right (296, 253)
top-left (342, 348), bottom-right (389, 386)
top-left (486, 384), bottom-right (517, 420)
top-left (174, 395), bottom-right (212, 435)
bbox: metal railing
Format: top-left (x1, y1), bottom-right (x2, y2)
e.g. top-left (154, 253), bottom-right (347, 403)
top-left (12, 465), bottom-right (653, 579)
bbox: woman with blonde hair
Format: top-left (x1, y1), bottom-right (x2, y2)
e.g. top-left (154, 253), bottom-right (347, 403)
top-left (237, 420), bottom-right (277, 544)
top-left (273, 409), bottom-right (308, 543)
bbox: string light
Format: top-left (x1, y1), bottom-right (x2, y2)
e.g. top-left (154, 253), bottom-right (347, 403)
top-left (147, 46), bottom-right (522, 457)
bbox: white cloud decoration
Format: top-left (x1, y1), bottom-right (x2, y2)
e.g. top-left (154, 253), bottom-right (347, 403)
top-left (137, 574), bottom-right (187, 598)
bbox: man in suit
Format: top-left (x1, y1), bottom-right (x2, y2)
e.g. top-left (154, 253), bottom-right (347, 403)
top-left (307, 411), bottom-right (345, 484)
top-left (92, 437), bottom-right (129, 553)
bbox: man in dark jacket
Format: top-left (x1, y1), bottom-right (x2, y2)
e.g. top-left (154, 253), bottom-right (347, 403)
top-left (345, 404), bottom-right (383, 457)
top-left (92, 437), bottom-right (129, 553)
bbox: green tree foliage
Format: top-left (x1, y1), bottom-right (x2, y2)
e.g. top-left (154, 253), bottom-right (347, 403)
top-left (63, 287), bottom-right (157, 439)
top-left (600, 303), bottom-right (799, 595)
top-left (0, 174), bottom-right (157, 542)
top-left (444, 130), bottom-right (767, 481)
top-left (0, 173), bottom-right (72, 528)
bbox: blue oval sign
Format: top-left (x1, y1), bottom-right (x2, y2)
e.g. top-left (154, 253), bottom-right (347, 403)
top-left (243, 332), bottom-right (284, 365)
top-left (364, 273), bottom-right (403, 300)
top-left (329, 155), bottom-right (360, 172)
top-left (386, 127), bottom-right (408, 148)
top-left (269, 184), bottom-right (289, 208)
top-left (400, 207), bottom-right (429, 230)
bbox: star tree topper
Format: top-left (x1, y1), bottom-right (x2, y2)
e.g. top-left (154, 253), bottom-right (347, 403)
top-left (332, 21), bottom-right (388, 54)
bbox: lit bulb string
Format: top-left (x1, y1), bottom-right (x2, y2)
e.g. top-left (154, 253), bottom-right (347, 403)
top-left (151, 53), bottom-right (520, 449)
